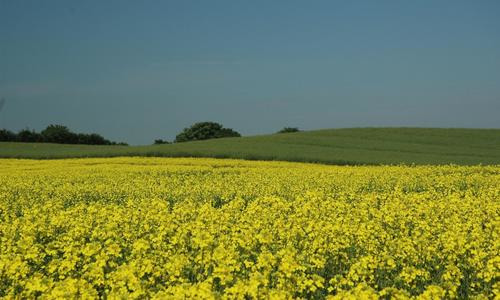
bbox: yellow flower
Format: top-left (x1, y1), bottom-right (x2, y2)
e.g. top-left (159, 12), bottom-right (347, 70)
top-left (0, 157), bottom-right (497, 298)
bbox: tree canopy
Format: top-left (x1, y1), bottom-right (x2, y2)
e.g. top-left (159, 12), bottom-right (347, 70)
top-left (0, 125), bottom-right (127, 145)
top-left (174, 122), bottom-right (240, 143)
top-left (277, 127), bottom-right (300, 134)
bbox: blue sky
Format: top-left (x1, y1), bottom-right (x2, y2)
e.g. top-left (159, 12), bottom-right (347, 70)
top-left (1, 0), bottom-right (499, 144)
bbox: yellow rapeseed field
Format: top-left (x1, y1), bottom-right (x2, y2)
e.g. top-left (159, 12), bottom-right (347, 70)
top-left (0, 157), bottom-right (498, 299)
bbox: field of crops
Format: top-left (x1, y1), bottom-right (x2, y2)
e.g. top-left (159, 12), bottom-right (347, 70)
top-left (0, 158), bottom-right (498, 298)
top-left (2, 128), bottom-right (500, 166)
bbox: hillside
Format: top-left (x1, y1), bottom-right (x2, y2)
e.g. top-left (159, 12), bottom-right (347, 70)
top-left (1, 128), bottom-right (499, 165)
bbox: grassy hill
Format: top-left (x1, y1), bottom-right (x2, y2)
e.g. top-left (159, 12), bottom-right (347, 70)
top-left (1, 128), bottom-right (499, 165)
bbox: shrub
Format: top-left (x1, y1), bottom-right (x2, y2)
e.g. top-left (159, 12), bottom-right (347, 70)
top-left (0, 129), bottom-right (16, 142)
top-left (277, 127), bottom-right (300, 134)
top-left (154, 139), bottom-right (170, 145)
top-left (77, 133), bottom-right (112, 145)
top-left (17, 129), bottom-right (42, 143)
top-left (175, 122), bottom-right (240, 143)
top-left (41, 124), bottom-right (78, 144)
top-left (1, 124), bottom-right (128, 145)
top-left (4, 126), bottom-right (78, 143)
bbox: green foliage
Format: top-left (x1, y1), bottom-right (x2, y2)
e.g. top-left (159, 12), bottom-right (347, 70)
top-left (0, 125), bottom-right (126, 145)
top-left (17, 128), bottom-right (42, 143)
top-left (174, 122), bottom-right (241, 143)
top-left (277, 127), bottom-right (300, 134)
top-left (41, 124), bottom-right (78, 144)
top-left (154, 139), bottom-right (170, 145)
top-left (77, 133), bottom-right (110, 145)
top-left (0, 129), bottom-right (17, 142)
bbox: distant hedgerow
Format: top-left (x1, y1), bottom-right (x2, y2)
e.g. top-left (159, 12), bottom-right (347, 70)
top-left (277, 127), bottom-right (300, 134)
top-left (0, 124), bottom-right (127, 145)
top-left (154, 139), bottom-right (171, 145)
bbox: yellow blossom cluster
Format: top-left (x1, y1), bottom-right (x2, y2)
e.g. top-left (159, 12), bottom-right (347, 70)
top-left (0, 158), bottom-right (498, 299)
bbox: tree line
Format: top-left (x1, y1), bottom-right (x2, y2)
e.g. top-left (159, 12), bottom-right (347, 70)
top-left (0, 125), bottom-right (127, 145)
top-left (0, 122), bottom-right (300, 145)
top-left (154, 122), bottom-right (300, 144)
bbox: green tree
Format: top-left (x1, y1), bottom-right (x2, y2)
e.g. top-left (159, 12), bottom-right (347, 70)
top-left (77, 133), bottom-right (112, 145)
top-left (175, 122), bottom-right (241, 143)
top-left (41, 124), bottom-right (78, 144)
top-left (17, 128), bottom-right (42, 143)
top-left (0, 129), bottom-right (16, 142)
top-left (277, 127), bottom-right (300, 134)
top-left (154, 139), bottom-right (170, 145)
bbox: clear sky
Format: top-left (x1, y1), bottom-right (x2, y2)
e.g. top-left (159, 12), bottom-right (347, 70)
top-left (1, 0), bottom-right (499, 145)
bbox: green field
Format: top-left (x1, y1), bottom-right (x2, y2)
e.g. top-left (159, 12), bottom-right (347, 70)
top-left (1, 128), bottom-right (499, 165)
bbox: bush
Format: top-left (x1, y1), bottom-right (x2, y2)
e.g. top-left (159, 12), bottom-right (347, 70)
top-left (154, 139), bottom-right (170, 145)
top-left (17, 129), bottom-right (42, 143)
top-left (89, 133), bottom-right (111, 145)
top-left (175, 122), bottom-right (240, 143)
top-left (41, 124), bottom-right (78, 144)
top-left (77, 133), bottom-right (112, 145)
top-left (0, 129), bottom-right (16, 142)
top-left (0, 125), bottom-right (127, 145)
top-left (277, 127), bottom-right (300, 134)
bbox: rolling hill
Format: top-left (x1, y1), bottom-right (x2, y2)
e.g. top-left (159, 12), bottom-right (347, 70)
top-left (1, 128), bottom-right (499, 165)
